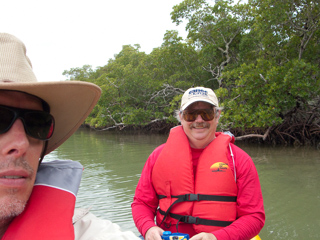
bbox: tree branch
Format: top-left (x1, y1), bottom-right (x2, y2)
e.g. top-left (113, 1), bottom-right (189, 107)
top-left (235, 127), bottom-right (271, 141)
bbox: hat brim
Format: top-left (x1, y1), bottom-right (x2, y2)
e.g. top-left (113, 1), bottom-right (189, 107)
top-left (0, 81), bottom-right (101, 154)
top-left (181, 99), bottom-right (216, 110)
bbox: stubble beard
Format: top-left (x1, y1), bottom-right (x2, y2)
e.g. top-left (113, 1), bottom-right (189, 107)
top-left (0, 195), bottom-right (26, 221)
top-left (0, 157), bottom-right (34, 222)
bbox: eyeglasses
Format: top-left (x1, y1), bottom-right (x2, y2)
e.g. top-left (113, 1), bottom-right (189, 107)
top-left (0, 105), bottom-right (54, 140)
top-left (182, 108), bottom-right (215, 122)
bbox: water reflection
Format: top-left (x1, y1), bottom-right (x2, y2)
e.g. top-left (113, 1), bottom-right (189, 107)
top-left (238, 143), bottom-right (320, 239)
top-left (45, 128), bottom-right (320, 239)
top-left (45, 128), bottom-right (168, 235)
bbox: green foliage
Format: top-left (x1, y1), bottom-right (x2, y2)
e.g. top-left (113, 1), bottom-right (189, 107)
top-left (220, 58), bottom-right (319, 129)
top-left (63, 65), bottom-right (95, 81)
top-left (63, 0), bottom-right (320, 135)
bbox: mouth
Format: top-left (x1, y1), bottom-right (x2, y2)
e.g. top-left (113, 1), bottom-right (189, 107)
top-left (0, 176), bottom-right (25, 179)
top-left (0, 176), bottom-right (28, 188)
top-left (0, 170), bottom-right (30, 187)
top-left (0, 170), bottom-right (28, 178)
top-left (191, 123), bottom-right (209, 129)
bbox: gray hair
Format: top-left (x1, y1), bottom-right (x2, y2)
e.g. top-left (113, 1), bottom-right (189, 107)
top-left (174, 106), bottom-right (223, 122)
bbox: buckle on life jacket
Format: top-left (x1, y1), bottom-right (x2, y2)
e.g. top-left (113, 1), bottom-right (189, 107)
top-left (187, 194), bottom-right (199, 201)
top-left (184, 216), bottom-right (199, 224)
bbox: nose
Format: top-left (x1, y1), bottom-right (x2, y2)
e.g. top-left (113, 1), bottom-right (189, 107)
top-left (0, 119), bottom-right (29, 158)
top-left (194, 113), bottom-right (204, 122)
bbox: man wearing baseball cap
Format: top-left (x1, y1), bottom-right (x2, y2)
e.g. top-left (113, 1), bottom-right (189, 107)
top-left (0, 33), bottom-right (140, 239)
top-left (132, 87), bottom-right (265, 240)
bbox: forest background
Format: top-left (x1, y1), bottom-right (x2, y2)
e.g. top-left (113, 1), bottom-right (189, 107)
top-left (63, 0), bottom-right (320, 146)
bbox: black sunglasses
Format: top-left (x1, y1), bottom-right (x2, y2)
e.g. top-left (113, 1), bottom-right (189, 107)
top-left (182, 108), bottom-right (215, 122)
top-left (0, 105), bottom-right (54, 140)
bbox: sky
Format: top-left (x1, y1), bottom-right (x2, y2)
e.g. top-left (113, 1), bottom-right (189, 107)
top-left (1, 0), bottom-right (187, 82)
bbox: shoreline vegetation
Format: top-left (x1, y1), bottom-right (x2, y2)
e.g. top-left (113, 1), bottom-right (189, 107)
top-left (68, 0), bottom-right (319, 147)
top-left (84, 102), bottom-right (320, 147)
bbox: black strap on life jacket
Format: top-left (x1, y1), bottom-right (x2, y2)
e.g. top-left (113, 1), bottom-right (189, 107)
top-left (159, 209), bottom-right (233, 226)
top-left (158, 193), bottom-right (236, 227)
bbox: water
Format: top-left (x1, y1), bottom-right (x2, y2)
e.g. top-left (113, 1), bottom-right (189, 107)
top-left (243, 143), bottom-right (320, 239)
top-left (45, 128), bottom-right (320, 239)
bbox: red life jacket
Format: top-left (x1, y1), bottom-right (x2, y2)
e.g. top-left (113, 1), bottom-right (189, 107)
top-left (152, 126), bottom-right (237, 234)
top-left (2, 160), bottom-right (82, 240)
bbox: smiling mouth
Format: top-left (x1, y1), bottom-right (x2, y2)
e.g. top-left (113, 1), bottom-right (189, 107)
top-left (192, 124), bottom-right (209, 129)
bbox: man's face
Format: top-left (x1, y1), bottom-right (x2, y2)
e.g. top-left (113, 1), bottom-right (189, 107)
top-left (0, 91), bottom-right (43, 221)
top-left (180, 101), bottom-right (220, 149)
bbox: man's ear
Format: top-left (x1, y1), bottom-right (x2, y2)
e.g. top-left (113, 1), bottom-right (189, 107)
top-left (216, 110), bottom-right (222, 121)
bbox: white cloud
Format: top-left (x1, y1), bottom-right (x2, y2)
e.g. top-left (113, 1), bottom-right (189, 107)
top-left (1, 0), bottom-right (187, 81)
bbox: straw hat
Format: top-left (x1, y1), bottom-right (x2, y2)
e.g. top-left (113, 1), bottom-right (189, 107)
top-left (0, 33), bottom-right (101, 154)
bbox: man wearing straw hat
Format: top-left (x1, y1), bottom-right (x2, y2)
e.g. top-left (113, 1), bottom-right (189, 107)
top-left (0, 33), bottom-right (140, 240)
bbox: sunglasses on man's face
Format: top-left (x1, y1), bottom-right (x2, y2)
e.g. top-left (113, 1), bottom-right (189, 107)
top-left (0, 105), bottom-right (54, 140)
top-left (182, 108), bottom-right (215, 122)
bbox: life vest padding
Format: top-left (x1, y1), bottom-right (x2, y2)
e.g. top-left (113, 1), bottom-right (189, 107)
top-left (3, 186), bottom-right (75, 239)
top-left (152, 126), bottom-right (237, 233)
top-left (153, 126), bottom-right (194, 218)
top-left (193, 134), bottom-right (237, 232)
top-left (2, 160), bottom-right (82, 240)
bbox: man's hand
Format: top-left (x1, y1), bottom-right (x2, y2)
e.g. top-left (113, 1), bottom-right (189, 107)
top-left (145, 226), bottom-right (164, 240)
top-left (190, 232), bottom-right (217, 240)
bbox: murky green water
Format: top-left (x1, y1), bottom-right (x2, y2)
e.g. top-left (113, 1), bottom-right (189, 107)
top-left (45, 128), bottom-right (320, 239)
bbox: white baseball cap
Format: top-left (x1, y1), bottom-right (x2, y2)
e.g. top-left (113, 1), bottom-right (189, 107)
top-left (180, 87), bottom-right (219, 110)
